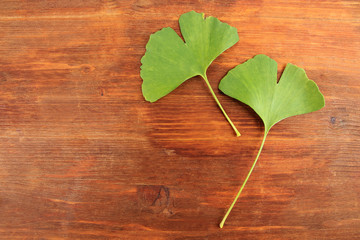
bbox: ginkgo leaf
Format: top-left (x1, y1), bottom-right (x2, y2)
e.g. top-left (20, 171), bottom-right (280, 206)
top-left (140, 11), bottom-right (240, 136)
top-left (218, 54), bottom-right (325, 228)
top-left (219, 54), bottom-right (325, 133)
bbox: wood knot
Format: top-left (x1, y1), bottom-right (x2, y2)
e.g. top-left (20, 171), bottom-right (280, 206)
top-left (137, 185), bottom-right (174, 215)
top-left (330, 116), bottom-right (336, 124)
top-left (80, 65), bottom-right (95, 74)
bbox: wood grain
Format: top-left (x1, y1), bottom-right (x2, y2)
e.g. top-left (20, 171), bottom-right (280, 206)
top-left (0, 0), bottom-right (359, 239)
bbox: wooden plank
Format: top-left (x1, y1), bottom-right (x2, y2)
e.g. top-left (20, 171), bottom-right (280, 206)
top-left (0, 0), bottom-right (359, 239)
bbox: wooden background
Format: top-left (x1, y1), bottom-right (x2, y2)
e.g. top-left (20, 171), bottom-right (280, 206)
top-left (0, 0), bottom-right (359, 239)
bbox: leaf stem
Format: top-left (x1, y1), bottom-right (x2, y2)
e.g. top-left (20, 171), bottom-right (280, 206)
top-left (219, 131), bottom-right (268, 228)
top-left (201, 74), bottom-right (241, 137)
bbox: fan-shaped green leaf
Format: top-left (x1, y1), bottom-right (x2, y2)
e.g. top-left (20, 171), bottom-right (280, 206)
top-left (141, 11), bottom-right (239, 102)
top-left (218, 54), bottom-right (325, 228)
top-left (219, 54), bottom-right (325, 133)
top-left (140, 11), bottom-right (240, 136)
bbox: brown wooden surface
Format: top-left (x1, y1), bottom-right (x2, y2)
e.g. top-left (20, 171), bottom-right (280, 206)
top-left (0, 0), bottom-right (359, 239)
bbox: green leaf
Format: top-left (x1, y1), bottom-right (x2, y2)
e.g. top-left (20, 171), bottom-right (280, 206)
top-left (141, 11), bottom-right (239, 101)
top-left (218, 54), bottom-right (325, 228)
top-left (141, 11), bottom-right (241, 136)
top-left (219, 54), bottom-right (325, 133)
